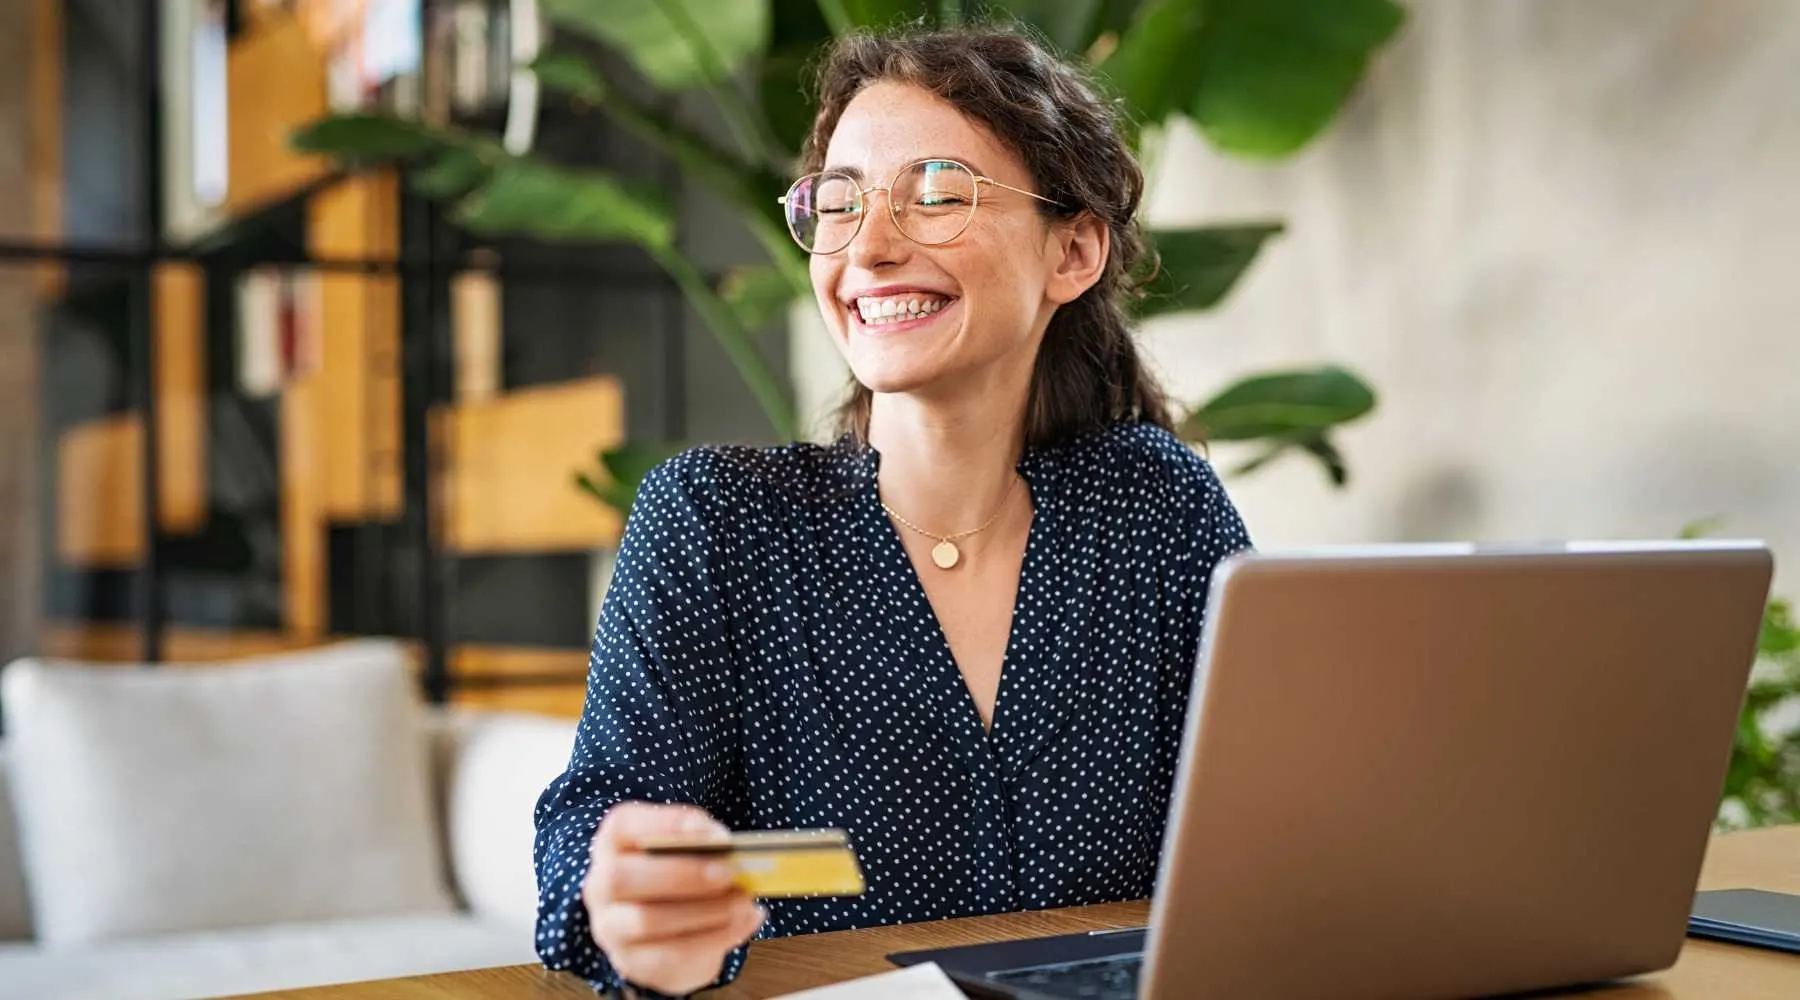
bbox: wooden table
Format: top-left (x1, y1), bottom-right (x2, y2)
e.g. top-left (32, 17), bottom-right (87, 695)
top-left (235, 825), bottom-right (1800, 999)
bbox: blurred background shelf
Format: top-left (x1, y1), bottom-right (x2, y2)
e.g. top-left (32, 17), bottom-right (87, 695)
top-left (3, 0), bottom-right (786, 715)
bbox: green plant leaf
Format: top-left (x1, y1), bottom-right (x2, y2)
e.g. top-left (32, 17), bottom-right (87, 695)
top-left (293, 114), bottom-right (505, 201)
top-left (761, 0), bottom-right (834, 154)
top-left (542, 0), bottom-right (770, 91)
top-left (649, 244), bottom-right (800, 439)
top-left (409, 147), bottom-right (496, 199)
top-left (1298, 431), bottom-right (1348, 486)
top-left (813, 0), bottom-right (930, 33)
top-left (455, 161), bottom-right (677, 249)
top-left (1679, 516), bottom-right (1727, 539)
top-left (1186, 0), bottom-right (1406, 157)
top-left (574, 472), bottom-right (631, 520)
top-left (1183, 366), bottom-right (1376, 442)
top-left (721, 265), bottom-right (802, 332)
top-left (289, 113), bottom-right (450, 162)
top-left (1087, 0), bottom-right (1148, 40)
top-left (997, 0), bottom-right (1107, 56)
top-left (531, 49), bottom-right (609, 104)
top-left (575, 441), bottom-right (691, 516)
top-left (1132, 223), bottom-right (1284, 318)
top-left (602, 441), bottom-right (689, 488)
top-left (1720, 593), bottom-right (1800, 829)
top-left (1095, 0), bottom-right (1210, 125)
top-left (1227, 442), bottom-right (1287, 479)
top-left (1762, 598), bottom-right (1799, 658)
top-left (1689, 521), bottom-right (1800, 828)
top-left (760, 50), bottom-right (816, 156)
top-left (1224, 430), bottom-right (1348, 486)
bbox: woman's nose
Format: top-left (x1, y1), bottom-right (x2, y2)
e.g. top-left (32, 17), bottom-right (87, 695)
top-left (846, 189), bottom-right (908, 267)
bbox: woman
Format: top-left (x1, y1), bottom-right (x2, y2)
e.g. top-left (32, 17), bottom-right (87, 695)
top-left (535, 25), bottom-right (1253, 998)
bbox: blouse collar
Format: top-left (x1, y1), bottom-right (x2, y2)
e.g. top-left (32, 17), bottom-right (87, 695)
top-left (836, 432), bottom-right (1063, 490)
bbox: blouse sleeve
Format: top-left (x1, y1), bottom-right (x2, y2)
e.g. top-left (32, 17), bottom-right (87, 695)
top-left (532, 456), bottom-right (752, 993)
top-left (1166, 453), bottom-right (1255, 701)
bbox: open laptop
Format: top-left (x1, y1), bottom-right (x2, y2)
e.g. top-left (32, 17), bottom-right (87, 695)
top-left (892, 541), bottom-right (1774, 999)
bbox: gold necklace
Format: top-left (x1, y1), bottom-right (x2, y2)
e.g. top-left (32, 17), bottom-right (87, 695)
top-left (880, 475), bottom-right (1021, 570)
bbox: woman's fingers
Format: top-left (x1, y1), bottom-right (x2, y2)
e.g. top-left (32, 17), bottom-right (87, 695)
top-left (582, 800), bottom-right (766, 996)
top-left (596, 802), bottom-right (730, 850)
top-left (587, 802), bottom-right (735, 903)
top-left (592, 849), bottom-right (738, 902)
top-left (592, 892), bottom-right (755, 945)
top-left (608, 901), bottom-right (768, 996)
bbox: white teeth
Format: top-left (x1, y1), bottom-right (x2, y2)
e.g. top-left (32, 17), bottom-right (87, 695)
top-left (853, 293), bottom-right (951, 325)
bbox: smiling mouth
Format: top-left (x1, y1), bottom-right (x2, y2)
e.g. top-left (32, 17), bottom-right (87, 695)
top-left (850, 292), bottom-right (957, 329)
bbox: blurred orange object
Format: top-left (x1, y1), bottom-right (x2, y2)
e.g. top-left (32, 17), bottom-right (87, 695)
top-left (298, 0), bottom-right (369, 50)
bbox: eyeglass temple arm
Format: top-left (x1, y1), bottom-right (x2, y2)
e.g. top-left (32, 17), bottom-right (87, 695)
top-left (977, 176), bottom-right (1061, 207)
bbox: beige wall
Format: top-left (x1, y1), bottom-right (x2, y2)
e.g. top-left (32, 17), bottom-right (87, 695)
top-left (793, 0), bottom-right (1800, 593)
top-left (0, 0), bottom-right (44, 662)
top-left (1139, 0), bottom-right (1800, 592)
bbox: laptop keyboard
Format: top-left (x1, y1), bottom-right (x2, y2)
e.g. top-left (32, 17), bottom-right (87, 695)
top-left (989, 953), bottom-right (1144, 999)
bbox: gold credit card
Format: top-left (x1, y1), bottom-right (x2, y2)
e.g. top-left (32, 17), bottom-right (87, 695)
top-left (638, 828), bottom-right (866, 899)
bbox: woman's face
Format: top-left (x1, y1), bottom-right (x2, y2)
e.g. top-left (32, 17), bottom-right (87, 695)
top-left (808, 81), bottom-right (1099, 402)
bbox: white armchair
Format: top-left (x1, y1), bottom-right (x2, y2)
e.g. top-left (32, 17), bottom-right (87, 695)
top-left (0, 640), bottom-right (575, 1000)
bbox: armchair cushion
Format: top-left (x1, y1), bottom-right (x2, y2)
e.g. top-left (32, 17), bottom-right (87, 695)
top-left (0, 640), bottom-right (456, 947)
top-left (443, 711), bottom-right (576, 926)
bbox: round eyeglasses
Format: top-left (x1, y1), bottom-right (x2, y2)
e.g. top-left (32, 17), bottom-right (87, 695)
top-left (778, 158), bottom-right (1062, 255)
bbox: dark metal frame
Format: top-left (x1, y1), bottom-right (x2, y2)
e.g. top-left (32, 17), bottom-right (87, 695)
top-left (7, 230), bottom-right (684, 698)
top-left (17, 0), bottom-right (695, 703)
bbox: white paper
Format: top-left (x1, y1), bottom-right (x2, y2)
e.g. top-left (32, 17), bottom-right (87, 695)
top-left (236, 268), bottom-right (281, 399)
top-left (775, 961), bottom-right (967, 1000)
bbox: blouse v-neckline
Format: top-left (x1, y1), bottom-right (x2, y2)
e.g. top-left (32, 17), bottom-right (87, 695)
top-left (853, 443), bottom-right (1073, 775)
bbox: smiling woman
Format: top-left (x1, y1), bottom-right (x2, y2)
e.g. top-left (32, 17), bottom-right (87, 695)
top-left (798, 32), bottom-right (1174, 451)
top-left (532, 25), bottom-right (1254, 1000)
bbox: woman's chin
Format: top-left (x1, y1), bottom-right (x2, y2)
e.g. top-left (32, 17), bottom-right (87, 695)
top-left (838, 339), bottom-right (947, 395)
top-left (846, 364), bottom-right (938, 396)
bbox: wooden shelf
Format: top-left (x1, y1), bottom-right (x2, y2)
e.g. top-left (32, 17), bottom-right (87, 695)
top-left (225, 9), bottom-right (330, 218)
top-left (439, 376), bottom-right (627, 554)
top-left (55, 415), bottom-right (144, 568)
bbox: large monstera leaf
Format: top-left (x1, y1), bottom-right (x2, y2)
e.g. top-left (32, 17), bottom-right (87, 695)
top-left (542, 0), bottom-right (771, 91)
top-left (1097, 0), bottom-right (1403, 155)
top-left (1184, 366), bottom-right (1377, 484)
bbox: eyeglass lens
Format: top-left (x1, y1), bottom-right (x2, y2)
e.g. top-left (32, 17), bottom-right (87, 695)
top-left (785, 160), bottom-right (978, 254)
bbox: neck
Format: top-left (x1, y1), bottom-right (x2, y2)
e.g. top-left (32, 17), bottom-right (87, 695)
top-left (866, 376), bottom-right (1031, 541)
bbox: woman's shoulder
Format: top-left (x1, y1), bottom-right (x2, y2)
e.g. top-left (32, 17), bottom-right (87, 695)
top-left (642, 439), bottom-right (865, 521)
top-left (1042, 422), bottom-right (1252, 557)
top-left (1043, 421), bottom-right (1228, 509)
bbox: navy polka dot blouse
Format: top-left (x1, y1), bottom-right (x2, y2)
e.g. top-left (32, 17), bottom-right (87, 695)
top-left (533, 420), bottom-right (1252, 993)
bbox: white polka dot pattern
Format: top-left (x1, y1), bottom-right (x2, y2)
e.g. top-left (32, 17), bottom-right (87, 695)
top-left (532, 421), bottom-right (1252, 993)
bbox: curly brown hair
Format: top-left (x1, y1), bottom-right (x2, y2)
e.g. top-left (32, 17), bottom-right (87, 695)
top-left (802, 26), bottom-right (1176, 450)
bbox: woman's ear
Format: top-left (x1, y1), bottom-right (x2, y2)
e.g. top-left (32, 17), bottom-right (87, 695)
top-left (1044, 211), bottom-right (1110, 305)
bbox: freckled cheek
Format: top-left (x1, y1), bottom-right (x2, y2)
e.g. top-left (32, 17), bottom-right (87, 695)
top-left (943, 231), bottom-right (1036, 315)
top-left (810, 258), bottom-right (843, 321)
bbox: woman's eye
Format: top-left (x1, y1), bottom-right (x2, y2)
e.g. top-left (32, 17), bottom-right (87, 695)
top-left (917, 194), bottom-right (968, 208)
top-left (817, 203), bottom-right (860, 216)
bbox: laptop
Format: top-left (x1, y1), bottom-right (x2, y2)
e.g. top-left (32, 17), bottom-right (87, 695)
top-left (892, 541), bottom-right (1774, 999)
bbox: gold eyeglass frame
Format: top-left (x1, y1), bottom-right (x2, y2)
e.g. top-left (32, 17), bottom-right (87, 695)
top-left (777, 157), bottom-right (1062, 255)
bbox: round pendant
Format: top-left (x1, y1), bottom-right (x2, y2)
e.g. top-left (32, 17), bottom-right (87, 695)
top-left (930, 540), bottom-right (961, 569)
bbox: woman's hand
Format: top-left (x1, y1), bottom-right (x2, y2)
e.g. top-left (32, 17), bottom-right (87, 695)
top-left (583, 802), bottom-right (766, 996)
